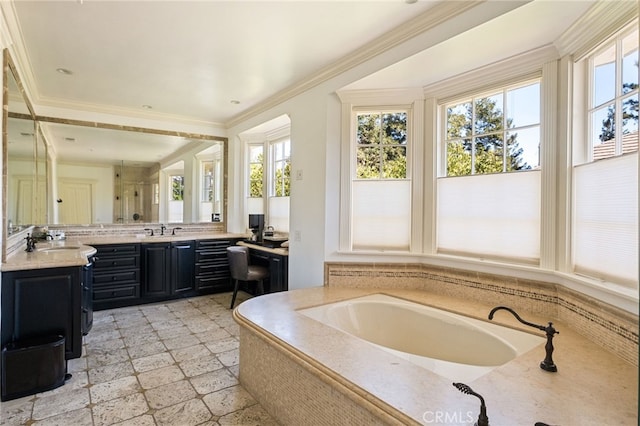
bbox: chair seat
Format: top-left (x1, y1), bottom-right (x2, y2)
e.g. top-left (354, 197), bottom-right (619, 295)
top-left (227, 246), bottom-right (270, 309)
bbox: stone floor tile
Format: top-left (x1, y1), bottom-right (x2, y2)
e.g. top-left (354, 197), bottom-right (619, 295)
top-left (150, 318), bottom-right (184, 331)
top-left (90, 376), bottom-right (141, 404)
top-left (32, 387), bottom-right (90, 420)
top-left (87, 347), bottom-right (131, 369)
top-left (131, 352), bottom-right (175, 373)
top-left (92, 392), bottom-right (149, 426)
top-left (194, 327), bottom-right (231, 344)
top-left (205, 336), bottom-right (238, 354)
top-left (202, 385), bottom-right (257, 417)
top-left (31, 407), bottom-right (93, 426)
top-left (178, 354), bottom-right (224, 378)
top-left (137, 365), bottom-right (184, 390)
top-left (170, 343), bottom-right (212, 362)
top-left (162, 333), bottom-right (200, 351)
top-left (155, 325), bottom-right (190, 340)
top-left (153, 398), bottom-right (212, 426)
top-left (216, 348), bottom-right (239, 367)
top-left (127, 341), bottom-right (167, 360)
top-left (189, 368), bottom-right (238, 395)
top-left (144, 379), bottom-right (196, 410)
top-left (67, 355), bottom-right (88, 373)
top-left (37, 371), bottom-right (88, 396)
top-left (0, 395), bottom-right (34, 425)
top-left (217, 402), bottom-right (278, 426)
top-left (122, 331), bottom-right (160, 347)
top-left (111, 414), bottom-right (156, 426)
top-left (87, 338), bottom-right (126, 353)
top-left (88, 361), bottom-right (136, 385)
top-left (84, 328), bottom-right (121, 344)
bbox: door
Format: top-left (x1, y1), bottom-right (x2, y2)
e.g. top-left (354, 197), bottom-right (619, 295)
top-left (59, 181), bottom-right (93, 224)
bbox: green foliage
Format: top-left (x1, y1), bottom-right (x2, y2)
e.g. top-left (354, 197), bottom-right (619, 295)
top-left (249, 154), bottom-right (263, 198)
top-left (171, 176), bottom-right (184, 201)
top-left (356, 112), bottom-right (407, 179)
top-left (446, 97), bottom-right (530, 176)
top-left (274, 161), bottom-right (291, 196)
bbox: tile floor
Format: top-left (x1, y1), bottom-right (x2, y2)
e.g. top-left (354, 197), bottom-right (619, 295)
top-left (0, 292), bottom-right (279, 426)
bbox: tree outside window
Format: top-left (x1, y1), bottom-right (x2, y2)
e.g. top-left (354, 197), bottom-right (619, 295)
top-left (445, 82), bottom-right (540, 176)
top-left (248, 145), bottom-right (264, 198)
top-left (271, 139), bottom-right (290, 197)
top-left (171, 175), bottom-right (184, 201)
top-left (356, 111), bottom-right (407, 179)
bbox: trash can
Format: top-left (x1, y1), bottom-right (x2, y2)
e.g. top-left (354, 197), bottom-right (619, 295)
top-left (1, 335), bottom-right (67, 401)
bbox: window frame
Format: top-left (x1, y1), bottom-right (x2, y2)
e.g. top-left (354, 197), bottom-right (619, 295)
top-left (586, 23), bottom-right (639, 162)
top-left (270, 137), bottom-right (291, 197)
top-left (441, 78), bottom-right (542, 177)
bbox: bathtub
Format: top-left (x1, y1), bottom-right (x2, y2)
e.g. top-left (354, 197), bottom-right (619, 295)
top-left (298, 294), bottom-right (544, 382)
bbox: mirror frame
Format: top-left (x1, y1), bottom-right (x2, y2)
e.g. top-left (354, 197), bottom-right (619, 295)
top-left (3, 48), bottom-right (229, 261)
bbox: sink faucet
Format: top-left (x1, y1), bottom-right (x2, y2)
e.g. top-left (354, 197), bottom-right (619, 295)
top-left (144, 228), bottom-right (154, 236)
top-left (452, 382), bottom-right (489, 426)
top-left (24, 233), bottom-right (37, 252)
top-left (488, 306), bottom-right (559, 372)
top-left (171, 227), bottom-right (183, 236)
top-left (160, 224), bottom-right (166, 236)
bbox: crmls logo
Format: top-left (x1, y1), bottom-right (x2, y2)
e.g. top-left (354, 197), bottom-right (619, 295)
top-left (422, 410), bottom-right (475, 424)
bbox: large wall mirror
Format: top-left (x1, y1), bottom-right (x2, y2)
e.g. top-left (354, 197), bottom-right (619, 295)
top-left (3, 48), bottom-right (228, 254)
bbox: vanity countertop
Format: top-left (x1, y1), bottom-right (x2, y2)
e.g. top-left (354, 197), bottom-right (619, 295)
top-left (2, 240), bottom-right (98, 272)
top-left (1, 233), bottom-right (246, 272)
top-left (237, 240), bottom-right (289, 256)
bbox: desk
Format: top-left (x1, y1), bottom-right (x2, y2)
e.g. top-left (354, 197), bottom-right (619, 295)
top-left (237, 241), bottom-right (288, 293)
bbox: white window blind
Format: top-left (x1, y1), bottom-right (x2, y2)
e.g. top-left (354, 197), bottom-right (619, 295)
top-left (573, 152), bottom-right (638, 287)
top-left (352, 180), bottom-right (411, 251)
top-left (268, 196), bottom-right (290, 233)
top-left (437, 171), bottom-right (541, 263)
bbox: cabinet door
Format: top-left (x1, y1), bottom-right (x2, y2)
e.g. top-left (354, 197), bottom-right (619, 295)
top-left (141, 244), bottom-right (171, 298)
top-left (171, 241), bottom-right (195, 294)
top-left (1, 268), bottom-right (82, 360)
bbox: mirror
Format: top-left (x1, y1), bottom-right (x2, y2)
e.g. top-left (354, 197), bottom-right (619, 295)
top-left (3, 48), bottom-right (228, 253)
top-left (37, 120), bottom-right (226, 226)
top-left (4, 50), bottom-right (38, 235)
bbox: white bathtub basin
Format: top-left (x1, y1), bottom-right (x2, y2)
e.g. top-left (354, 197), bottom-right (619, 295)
top-left (298, 294), bottom-right (544, 382)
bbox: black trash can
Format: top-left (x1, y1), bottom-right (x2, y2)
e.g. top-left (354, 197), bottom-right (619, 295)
top-left (1, 335), bottom-right (67, 401)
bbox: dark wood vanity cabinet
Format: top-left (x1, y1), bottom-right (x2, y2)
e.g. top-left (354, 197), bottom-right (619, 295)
top-left (91, 243), bottom-right (141, 310)
top-left (141, 241), bottom-right (195, 300)
top-left (249, 250), bottom-right (288, 293)
top-left (1, 266), bottom-right (83, 360)
top-left (194, 239), bottom-right (238, 293)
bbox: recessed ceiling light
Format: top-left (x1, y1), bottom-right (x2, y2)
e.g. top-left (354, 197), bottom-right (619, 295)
top-left (405, 0), bottom-right (418, 3)
top-left (230, 100), bottom-right (240, 105)
top-left (142, 104), bottom-right (153, 109)
top-left (56, 68), bottom-right (73, 75)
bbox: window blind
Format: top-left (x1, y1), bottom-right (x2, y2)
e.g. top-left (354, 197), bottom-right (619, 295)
top-left (268, 196), bottom-right (290, 233)
top-left (352, 180), bottom-right (411, 251)
top-left (437, 171), bottom-right (541, 263)
top-left (573, 152), bottom-right (638, 287)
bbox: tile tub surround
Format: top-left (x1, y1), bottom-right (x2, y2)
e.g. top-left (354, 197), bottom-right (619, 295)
top-left (234, 287), bottom-right (638, 426)
top-left (0, 292), bottom-right (278, 426)
top-left (324, 262), bottom-right (639, 367)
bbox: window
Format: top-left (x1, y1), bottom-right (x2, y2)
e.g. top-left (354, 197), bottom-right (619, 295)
top-left (351, 109), bottom-right (410, 250)
top-left (202, 160), bottom-right (214, 202)
top-left (271, 138), bottom-right (290, 197)
top-left (356, 111), bottom-right (407, 179)
top-left (248, 145), bottom-right (264, 198)
top-left (589, 26), bottom-right (638, 160)
top-left (444, 81), bottom-right (540, 176)
top-left (170, 175), bottom-right (184, 201)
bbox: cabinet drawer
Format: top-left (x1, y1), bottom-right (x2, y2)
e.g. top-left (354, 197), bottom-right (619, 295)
top-left (94, 244), bottom-right (140, 256)
top-left (93, 285), bottom-right (140, 301)
top-left (196, 240), bottom-right (231, 250)
top-left (93, 270), bottom-right (139, 286)
top-left (93, 256), bottom-right (140, 270)
top-left (195, 251), bottom-right (228, 263)
top-left (195, 263), bottom-right (229, 277)
top-left (195, 276), bottom-right (232, 291)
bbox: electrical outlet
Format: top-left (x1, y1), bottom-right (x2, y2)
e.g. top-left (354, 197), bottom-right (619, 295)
top-left (295, 169), bottom-right (303, 180)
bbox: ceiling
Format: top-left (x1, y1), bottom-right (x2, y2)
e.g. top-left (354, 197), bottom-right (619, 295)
top-left (2, 0), bottom-right (597, 163)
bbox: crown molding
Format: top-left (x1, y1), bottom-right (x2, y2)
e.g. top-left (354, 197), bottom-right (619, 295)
top-left (336, 88), bottom-right (424, 106)
top-left (423, 44), bottom-right (558, 102)
top-left (225, 0), bottom-right (482, 128)
top-left (555, 0), bottom-right (639, 61)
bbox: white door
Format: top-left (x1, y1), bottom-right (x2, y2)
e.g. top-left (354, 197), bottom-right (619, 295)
top-left (59, 181), bottom-right (93, 224)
